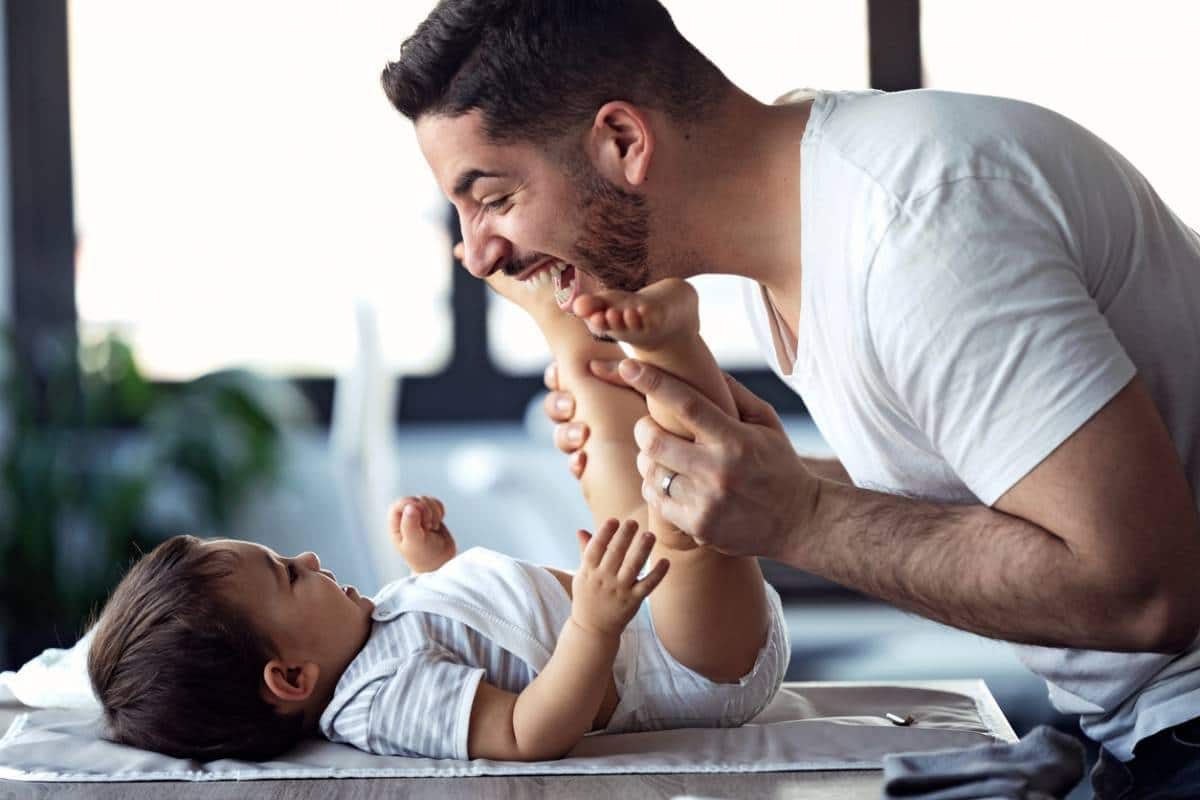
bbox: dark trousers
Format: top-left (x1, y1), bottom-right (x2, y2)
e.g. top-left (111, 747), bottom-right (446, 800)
top-left (1091, 716), bottom-right (1200, 799)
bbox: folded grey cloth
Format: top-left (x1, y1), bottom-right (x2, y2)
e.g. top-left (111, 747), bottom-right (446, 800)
top-left (882, 725), bottom-right (1085, 799)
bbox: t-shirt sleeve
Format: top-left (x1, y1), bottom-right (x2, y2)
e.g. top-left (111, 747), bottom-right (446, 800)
top-left (325, 647), bottom-right (484, 760)
top-left (865, 177), bottom-right (1136, 505)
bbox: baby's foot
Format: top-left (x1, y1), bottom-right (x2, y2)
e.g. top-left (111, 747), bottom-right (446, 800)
top-left (572, 279), bottom-right (699, 350)
top-left (485, 268), bottom-right (563, 325)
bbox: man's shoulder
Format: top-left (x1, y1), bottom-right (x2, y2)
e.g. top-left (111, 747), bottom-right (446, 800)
top-left (812, 89), bottom-right (1080, 205)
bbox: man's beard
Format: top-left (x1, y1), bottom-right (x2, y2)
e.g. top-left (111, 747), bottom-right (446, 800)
top-left (571, 168), bottom-right (652, 292)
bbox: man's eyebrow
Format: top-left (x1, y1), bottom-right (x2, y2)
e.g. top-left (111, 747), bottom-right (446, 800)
top-left (452, 169), bottom-right (505, 198)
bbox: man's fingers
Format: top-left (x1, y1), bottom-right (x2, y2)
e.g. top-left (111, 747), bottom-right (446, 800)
top-left (554, 421), bottom-right (589, 455)
top-left (633, 558), bottom-right (670, 600)
top-left (723, 372), bottom-right (785, 431)
top-left (543, 390), bottom-right (576, 424)
top-left (588, 359), bottom-right (629, 388)
top-left (452, 241), bottom-right (465, 262)
top-left (641, 461), bottom-right (693, 508)
top-left (576, 529), bottom-right (592, 557)
top-left (633, 415), bottom-right (702, 475)
top-left (618, 360), bottom-right (735, 441)
top-left (569, 450), bottom-right (587, 480)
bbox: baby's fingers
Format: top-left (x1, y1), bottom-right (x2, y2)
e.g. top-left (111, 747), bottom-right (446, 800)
top-left (599, 519), bottom-right (639, 574)
top-left (583, 519), bottom-right (619, 568)
top-left (632, 558), bottom-right (670, 600)
top-left (398, 503), bottom-right (428, 542)
top-left (617, 530), bottom-right (657, 584)
top-left (419, 496), bottom-right (445, 528)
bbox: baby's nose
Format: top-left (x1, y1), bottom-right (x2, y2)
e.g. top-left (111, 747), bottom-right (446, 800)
top-left (300, 551), bottom-right (320, 571)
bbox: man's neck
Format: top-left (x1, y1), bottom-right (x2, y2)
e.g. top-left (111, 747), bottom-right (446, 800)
top-left (652, 89), bottom-right (809, 326)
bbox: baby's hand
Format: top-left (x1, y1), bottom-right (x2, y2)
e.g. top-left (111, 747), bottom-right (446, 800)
top-left (570, 519), bottom-right (669, 638)
top-left (390, 496), bottom-right (457, 574)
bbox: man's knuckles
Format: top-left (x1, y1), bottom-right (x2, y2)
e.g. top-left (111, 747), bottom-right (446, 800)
top-left (678, 395), bottom-right (708, 427)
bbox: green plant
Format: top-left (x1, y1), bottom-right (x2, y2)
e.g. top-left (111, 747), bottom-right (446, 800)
top-left (0, 330), bottom-right (309, 661)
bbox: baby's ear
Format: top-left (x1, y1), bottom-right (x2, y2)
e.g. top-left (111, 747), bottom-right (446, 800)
top-left (262, 659), bottom-right (320, 704)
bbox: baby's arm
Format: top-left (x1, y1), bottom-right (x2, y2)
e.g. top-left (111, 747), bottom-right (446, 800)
top-left (466, 520), bottom-right (667, 760)
top-left (389, 496), bottom-right (456, 573)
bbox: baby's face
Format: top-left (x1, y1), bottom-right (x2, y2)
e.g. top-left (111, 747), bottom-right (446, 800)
top-left (208, 539), bottom-right (374, 683)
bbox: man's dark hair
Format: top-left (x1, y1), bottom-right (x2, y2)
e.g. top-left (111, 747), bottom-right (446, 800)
top-left (381, 0), bottom-right (728, 145)
top-left (87, 535), bottom-right (305, 761)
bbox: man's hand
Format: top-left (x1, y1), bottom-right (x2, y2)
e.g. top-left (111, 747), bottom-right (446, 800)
top-left (390, 495), bottom-right (457, 574)
top-left (571, 518), bottom-right (668, 638)
top-left (618, 359), bottom-right (820, 560)
top-left (542, 360), bottom-right (625, 479)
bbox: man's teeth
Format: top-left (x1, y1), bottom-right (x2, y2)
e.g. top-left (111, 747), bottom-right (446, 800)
top-left (524, 262), bottom-right (566, 292)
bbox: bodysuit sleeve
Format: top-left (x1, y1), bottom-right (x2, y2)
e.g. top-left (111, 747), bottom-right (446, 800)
top-left (865, 176), bottom-right (1136, 505)
top-left (324, 645), bottom-right (484, 760)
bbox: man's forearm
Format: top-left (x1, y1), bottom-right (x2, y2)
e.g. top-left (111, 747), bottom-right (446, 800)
top-left (799, 456), bottom-right (850, 484)
top-left (795, 480), bottom-right (1167, 651)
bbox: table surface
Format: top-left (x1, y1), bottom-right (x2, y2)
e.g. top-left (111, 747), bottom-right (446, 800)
top-left (0, 680), bottom-right (1013, 799)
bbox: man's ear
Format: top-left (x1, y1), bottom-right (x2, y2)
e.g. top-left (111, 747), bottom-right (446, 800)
top-left (262, 658), bottom-right (320, 704)
top-left (587, 101), bottom-right (655, 188)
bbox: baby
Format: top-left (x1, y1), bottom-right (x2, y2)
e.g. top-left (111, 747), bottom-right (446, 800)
top-left (87, 276), bottom-right (789, 762)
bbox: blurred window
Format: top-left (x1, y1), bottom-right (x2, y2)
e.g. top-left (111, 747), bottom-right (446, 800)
top-left (70, 1), bottom-right (451, 379)
top-left (922, 0), bottom-right (1200, 227)
top-left (488, 1), bottom-right (870, 374)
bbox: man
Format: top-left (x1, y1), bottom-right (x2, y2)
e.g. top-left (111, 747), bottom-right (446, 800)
top-left (383, 1), bottom-right (1200, 793)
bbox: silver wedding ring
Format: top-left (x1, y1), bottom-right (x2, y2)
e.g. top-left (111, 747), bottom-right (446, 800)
top-left (661, 471), bottom-right (679, 498)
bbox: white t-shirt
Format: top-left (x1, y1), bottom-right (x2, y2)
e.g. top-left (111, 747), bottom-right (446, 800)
top-left (743, 88), bottom-right (1200, 760)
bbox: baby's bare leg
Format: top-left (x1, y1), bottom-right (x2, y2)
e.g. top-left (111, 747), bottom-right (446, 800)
top-left (569, 280), bottom-right (770, 682)
top-left (489, 274), bottom-right (769, 684)
top-left (573, 279), bottom-right (770, 683)
top-left (485, 274), bottom-right (649, 531)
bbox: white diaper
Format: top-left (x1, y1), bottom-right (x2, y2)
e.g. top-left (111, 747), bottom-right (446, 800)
top-left (604, 581), bottom-right (790, 734)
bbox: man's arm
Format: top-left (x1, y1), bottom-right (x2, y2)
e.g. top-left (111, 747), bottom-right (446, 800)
top-left (619, 362), bottom-right (1200, 653)
top-left (800, 457), bottom-right (850, 484)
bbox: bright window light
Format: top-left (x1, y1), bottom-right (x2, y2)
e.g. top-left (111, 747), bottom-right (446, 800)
top-left (922, 0), bottom-right (1200, 228)
top-left (70, 1), bottom-right (450, 379)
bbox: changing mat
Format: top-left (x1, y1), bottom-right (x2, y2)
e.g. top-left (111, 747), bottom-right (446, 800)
top-left (0, 680), bottom-right (1015, 782)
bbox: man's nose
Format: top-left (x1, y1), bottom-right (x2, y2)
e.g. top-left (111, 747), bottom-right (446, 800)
top-left (460, 226), bottom-right (510, 278)
top-left (298, 551), bottom-right (320, 571)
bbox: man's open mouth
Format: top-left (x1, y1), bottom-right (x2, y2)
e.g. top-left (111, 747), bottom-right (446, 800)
top-left (522, 260), bottom-right (578, 310)
top-left (553, 263), bottom-right (577, 309)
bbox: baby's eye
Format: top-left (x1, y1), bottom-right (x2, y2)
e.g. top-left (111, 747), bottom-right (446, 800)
top-left (287, 563), bottom-right (298, 583)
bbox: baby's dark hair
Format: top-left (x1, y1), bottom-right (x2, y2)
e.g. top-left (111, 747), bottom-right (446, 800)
top-left (87, 535), bottom-right (304, 761)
